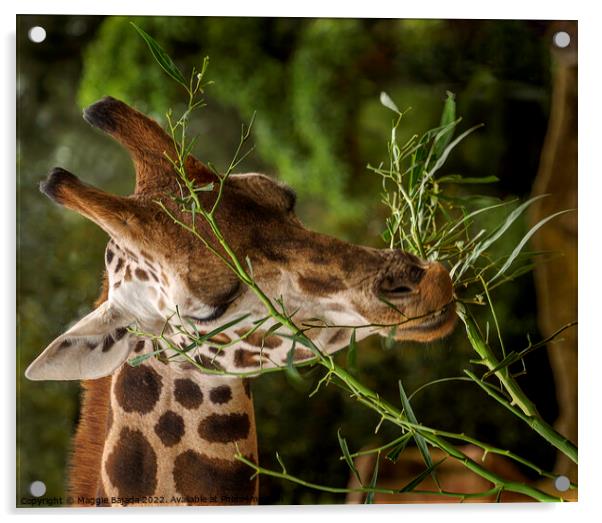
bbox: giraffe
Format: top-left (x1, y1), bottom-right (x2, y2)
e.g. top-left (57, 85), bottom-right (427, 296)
top-left (25, 97), bottom-right (456, 506)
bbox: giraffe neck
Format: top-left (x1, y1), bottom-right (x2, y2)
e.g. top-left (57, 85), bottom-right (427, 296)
top-left (70, 359), bottom-right (258, 506)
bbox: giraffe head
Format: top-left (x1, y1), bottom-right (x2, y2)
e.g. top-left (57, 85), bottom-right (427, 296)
top-left (26, 97), bottom-right (455, 381)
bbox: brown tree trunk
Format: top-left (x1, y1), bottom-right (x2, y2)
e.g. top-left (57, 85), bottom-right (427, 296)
top-left (529, 21), bottom-right (578, 482)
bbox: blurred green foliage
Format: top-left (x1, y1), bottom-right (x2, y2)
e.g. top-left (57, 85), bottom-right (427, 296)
top-left (18, 15), bottom-right (560, 505)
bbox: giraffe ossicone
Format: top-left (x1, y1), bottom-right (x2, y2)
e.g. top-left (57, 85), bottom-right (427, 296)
top-left (25, 97), bottom-right (456, 505)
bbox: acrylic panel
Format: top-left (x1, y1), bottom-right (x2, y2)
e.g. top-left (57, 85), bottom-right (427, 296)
top-left (16, 15), bottom-right (578, 507)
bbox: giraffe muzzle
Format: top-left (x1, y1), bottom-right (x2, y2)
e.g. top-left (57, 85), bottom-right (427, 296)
top-left (374, 258), bottom-right (457, 342)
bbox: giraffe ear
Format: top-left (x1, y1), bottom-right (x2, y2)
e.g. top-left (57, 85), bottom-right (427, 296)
top-left (25, 302), bottom-right (133, 381)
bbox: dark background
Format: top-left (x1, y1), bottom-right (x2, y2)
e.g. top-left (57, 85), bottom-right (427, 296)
top-left (17, 16), bottom-right (563, 504)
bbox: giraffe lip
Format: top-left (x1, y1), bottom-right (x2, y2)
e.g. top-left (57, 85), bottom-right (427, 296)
top-left (408, 303), bottom-right (455, 331)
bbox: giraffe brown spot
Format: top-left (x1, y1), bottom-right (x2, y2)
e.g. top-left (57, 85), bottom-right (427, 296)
top-left (208, 333), bottom-right (232, 345)
top-left (173, 450), bottom-right (256, 503)
top-left (174, 378), bottom-right (203, 409)
top-left (297, 273), bottom-right (346, 296)
top-left (209, 385), bottom-right (232, 405)
top-left (134, 340), bottom-right (146, 353)
top-left (327, 328), bottom-right (347, 345)
top-left (235, 328), bottom-right (283, 349)
top-left (242, 379), bottom-right (251, 398)
top-left (113, 281), bottom-right (121, 289)
top-left (154, 410), bottom-right (185, 447)
top-left (195, 354), bottom-right (225, 371)
top-left (305, 328), bottom-right (321, 340)
top-left (198, 413), bottom-right (250, 443)
top-left (105, 427), bottom-right (157, 498)
top-left (114, 364), bottom-right (163, 414)
top-left (293, 348), bottom-right (315, 361)
top-left (106, 248), bottom-right (114, 265)
top-left (234, 349), bottom-right (260, 368)
top-left (114, 257), bottom-right (124, 273)
top-left (208, 346), bottom-right (225, 357)
top-left (124, 265), bottom-right (132, 281)
top-left (135, 268), bottom-right (149, 281)
top-left (280, 348), bottom-right (316, 364)
top-left (102, 335), bottom-right (115, 352)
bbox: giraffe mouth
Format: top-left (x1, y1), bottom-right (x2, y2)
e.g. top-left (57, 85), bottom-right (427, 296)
top-left (414, 302), bottom-right (455, 329)
top-left (398, 302), bottom-right (457, 339)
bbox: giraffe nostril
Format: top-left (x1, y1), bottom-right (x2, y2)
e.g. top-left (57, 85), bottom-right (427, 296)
top-left (378, 260), bottom-right (426, 298)
top-left (385, 284), bottom-right (412, 294)
top-left (378, 275), bottom-right (416, 297)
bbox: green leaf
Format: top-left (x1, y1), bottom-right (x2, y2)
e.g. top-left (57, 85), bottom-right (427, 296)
top-left (408, 133), bottom-right (431, 192)
top-left (193, 182), bottom-right (215, 192)
top-left (128, 343), bottom-right (167, 366)
top-left (420, 123), bottom-right (483, 190)
top-left (433, 91), bottom-right (456, 159)
top-left (130, 22), bottom-right (187, 88)
top-left (181, 135), bottom-right (199, 163)
top-left (398, 379), bottom-right (439, 488)
top-left (346, 329), bottom-right (358, 375)
top-left (440, 91), bottom-right (456, 125)
top-left (245, 255), bottom-right (254, 279)
top-left (437, 174), bottom-right (500, 185)
top-left (275, 451), bottom-right (287, 474)
top-left (285, 341), bottom-right (305, 387)
top-left (488, 209), bottom-right (575, 284)
top-left (264, 321), bottom-right (283, 339)
top-left (397, 458), bottom-right (446, 493)
top-left (127, 352), bottom-right (154, 367)
top-left (385, 432), bottom-right (413, 463)
top-left (200, 314), bottom-right (251, 343)
top-left (338, 429), bottom-right (362, 485)
top-left (279, 332), bottom-right (314, 348)
top-left (380, 91), bottom-right (400, 114)
top-left (177, 341), bottom-right (197, 353)
top-left (457, 195), bottom-right (548, 279)
top-left (482, 351), bottom-right (520, 378)
top-left (364, 452), bottom-right (381, 504)
top-left (384, 325), bottom-right (397, 350)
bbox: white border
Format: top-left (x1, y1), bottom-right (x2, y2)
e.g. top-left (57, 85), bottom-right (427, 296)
top-left (5, 0), bottom-right (582, 19)
top-left (3, 2), bottom-right (601, 522)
